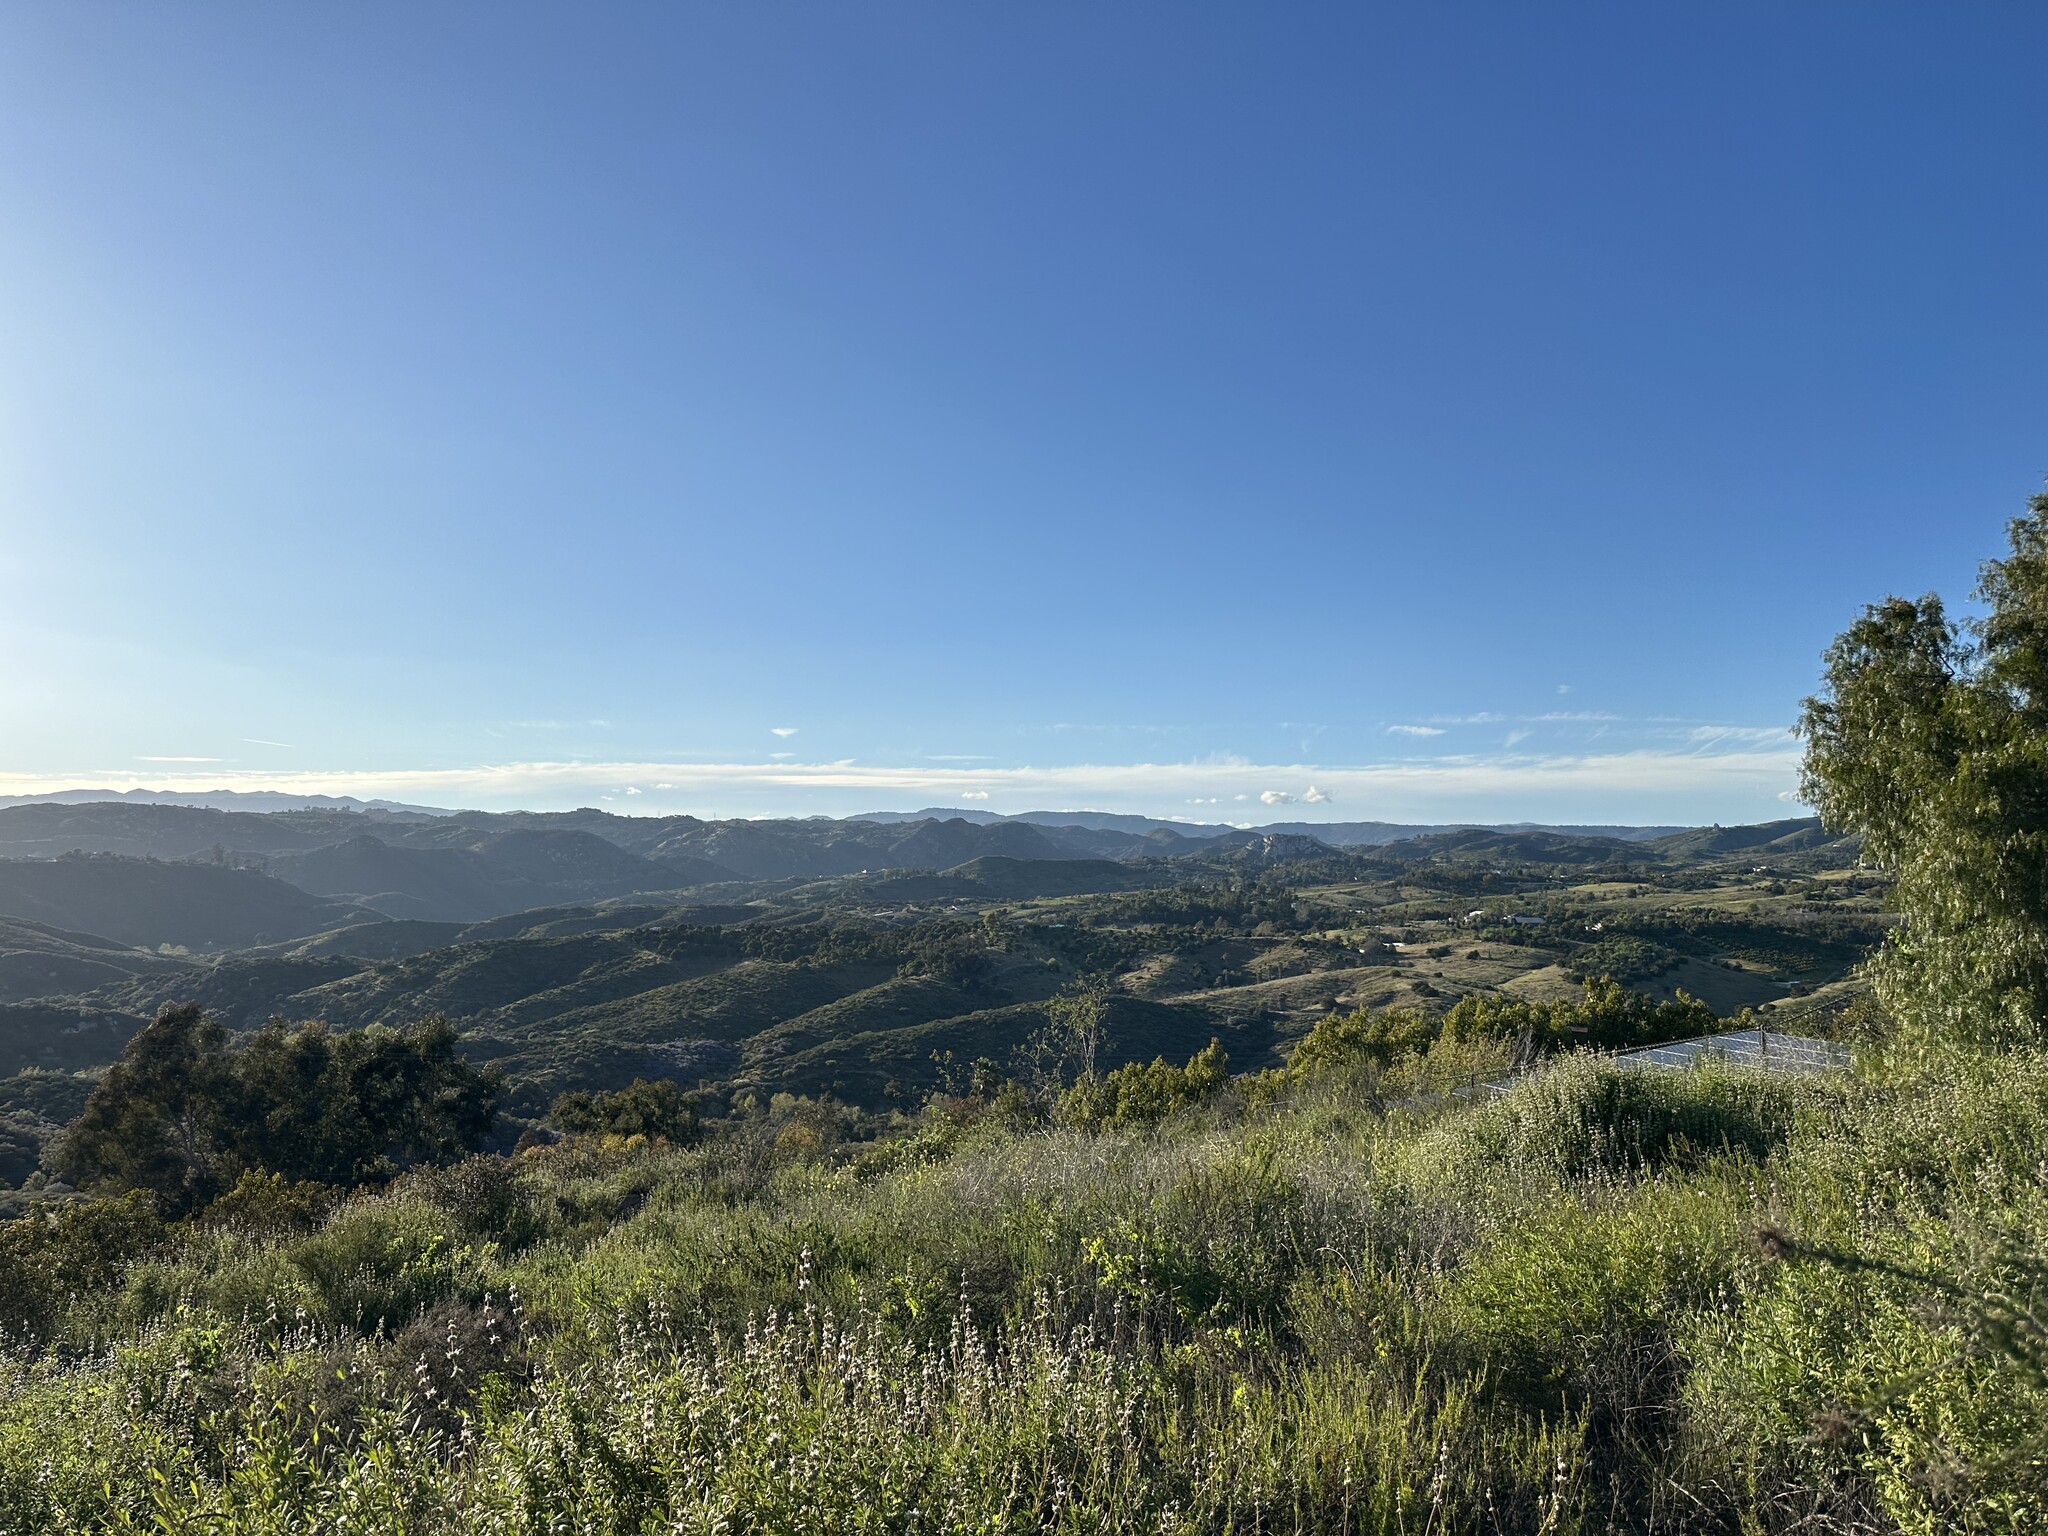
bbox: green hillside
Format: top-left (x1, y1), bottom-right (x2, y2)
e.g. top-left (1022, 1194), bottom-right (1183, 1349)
top-left (0, 917), bottom-right (192, 1003)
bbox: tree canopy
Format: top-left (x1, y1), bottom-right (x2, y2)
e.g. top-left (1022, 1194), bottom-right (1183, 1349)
top-left (1800, 490), bottom-right (2048, 1048)
top-left (54, 1005), bottom-right (500, 1214)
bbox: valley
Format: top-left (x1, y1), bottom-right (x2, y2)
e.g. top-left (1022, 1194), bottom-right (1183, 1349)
top-left (0, 800), bottom-right (1881, 1156)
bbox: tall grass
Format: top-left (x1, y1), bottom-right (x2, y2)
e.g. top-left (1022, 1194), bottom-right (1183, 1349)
top-left (0, 1046), bottom-right (2043, 1531)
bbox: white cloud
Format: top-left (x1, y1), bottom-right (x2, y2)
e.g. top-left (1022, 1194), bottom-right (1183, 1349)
top-left (769, 752), bottom-right (796, 761)
top-left (623, 786), bottom-right (641, 795)
top-left (137, 755), bottom-right (223, 763)
top-left (1260, 790), bottom-right (1296, 805)
top-left (771, 727), bottom-right (799, 738)
top-left (960, 790), bottom-right (990, 800)
top-left (1504, 729), bottom-right (1531, 748)
top-left (654, 782), bottom-right (675, 790)
top-left (240, 738), bottom-right (295, 749)
top-left (1303, 785), bottom-right (1332, 804)
top-left (1387, 724), bottom-right (1446, 737)
top-left (6, 741), bottom-right (1802, 823)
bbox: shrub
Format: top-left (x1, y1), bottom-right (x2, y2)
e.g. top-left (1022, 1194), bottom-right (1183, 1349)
top-left (197, 1170), bottom-right (340, 1236)
top-left (0, 1190), bottom-right (163, 1341)
top-left (289, 1198), bottom-right (491, 1333)
top-left (550, 1077), bottom-right (699, 1144)
top-left (1289, 1008), bottom-right (1436, 1076)
top-left (1061, 1040), bottom-right (1230, 1129)
top-left (1406, 1055), bottom-right (1833, 1188)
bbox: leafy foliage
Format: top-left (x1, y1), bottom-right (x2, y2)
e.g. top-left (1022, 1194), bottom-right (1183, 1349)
top-left (1288, 1004), bottom-right (1438, 1075)
top-left (52, 1004), bottom-right (500, 1213)
top-left (549, 1077), bottom-right (699, 1143)
top-left (1060, 1038), bottom-right (1229, 1128)
top-left (1290, 978), bottom-right (1718, 1082)
top-left (1801, 491), bottom-right (2048, 1048)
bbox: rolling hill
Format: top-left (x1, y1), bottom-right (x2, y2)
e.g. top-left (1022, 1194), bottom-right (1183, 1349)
top-left (0, 856), bottom-right (377, 951)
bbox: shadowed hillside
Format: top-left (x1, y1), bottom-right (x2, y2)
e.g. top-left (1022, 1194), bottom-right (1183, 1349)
top-left (0, 856), bottom-right (375, 951)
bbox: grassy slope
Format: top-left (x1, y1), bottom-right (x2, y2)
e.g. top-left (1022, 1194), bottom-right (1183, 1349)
top-left (1, 1044), bottom-right (2041, 1532)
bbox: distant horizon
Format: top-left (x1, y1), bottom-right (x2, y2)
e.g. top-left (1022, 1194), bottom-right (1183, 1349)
top-left (0, 771), bottom-right (1795, 830)
top-left (0, 724), bottom-right (1807, 824)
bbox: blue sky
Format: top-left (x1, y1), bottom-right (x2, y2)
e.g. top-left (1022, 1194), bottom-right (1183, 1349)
top-left (3, 3), bottom-right (2044, 823)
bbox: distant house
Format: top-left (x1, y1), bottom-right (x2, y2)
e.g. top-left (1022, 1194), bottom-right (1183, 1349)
top-left (1508, 914), bottom-right (1544, 928)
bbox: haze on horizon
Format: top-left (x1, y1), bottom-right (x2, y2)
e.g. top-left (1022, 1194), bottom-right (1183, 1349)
top-left (5, 4), bottom-right (2045, 825)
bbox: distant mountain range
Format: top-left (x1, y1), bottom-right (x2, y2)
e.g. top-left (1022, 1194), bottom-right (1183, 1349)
top-left (849, 806), bottom-right (1687, 844)
top-left (0, 788), bottom-right (451, 815)
top-left (4, 790), bottom-right (1688, 845)
top-left (0, 797), bottom-right (1850, 953)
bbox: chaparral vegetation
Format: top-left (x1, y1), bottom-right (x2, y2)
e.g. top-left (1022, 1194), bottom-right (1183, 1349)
top-left (0, 500), bottom-right (2046, 1531)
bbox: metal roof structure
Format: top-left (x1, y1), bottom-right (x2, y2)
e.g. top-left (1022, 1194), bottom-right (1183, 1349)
top-left (1609, 1027), bottom-right (1851, 1075)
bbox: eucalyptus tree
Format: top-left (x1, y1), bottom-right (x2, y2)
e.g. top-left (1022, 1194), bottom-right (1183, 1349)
top-left (1800, 490), bottom-right (2048, 1048)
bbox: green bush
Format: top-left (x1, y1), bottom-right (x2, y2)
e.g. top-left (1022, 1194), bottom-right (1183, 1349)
top-left (289, 1198), bottom-right (492, 1333)
top-left (1288, 1007), bottom-right (1437, 1076)
top-left (549, 1077), bottom-right (699, 1144)
top-left (1060, 1039), bottom-right (1229, 1128)
top-left (1407, 1055), bottom-right (1837, 1186)
top-left (1439, 977), bottom-right (1717, 1053)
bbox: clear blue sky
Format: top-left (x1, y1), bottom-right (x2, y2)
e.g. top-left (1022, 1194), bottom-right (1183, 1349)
top-left (3, 3), bottom-right (2043, 823)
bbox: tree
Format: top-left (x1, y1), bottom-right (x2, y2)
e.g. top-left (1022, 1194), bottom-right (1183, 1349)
top-left (1045, 986), bottom-right (1111, 1082)
top-left (1799, 490), bottom-right (2048, 1048)
top-left (233, 1018), bottom-right (501, 1186)
top-left (53, 1003), bottom-right (238, 1212)
top-left (550, 1077), bottom-right (698, 1143)
top-left (54, 1007), bottom-right (501, 1213)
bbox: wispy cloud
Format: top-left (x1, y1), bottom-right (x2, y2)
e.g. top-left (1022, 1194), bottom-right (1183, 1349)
top-left (926, 754), bottom-right (994, 762)
top-left (240, 738), bottom-right (296, 749)
top-left (1686, 725), bottom-right (1796, 747)
top-left (960, 790), bottom-right (990, 800)
top-left (1260, 790), bottom-right (1296, 805)
top-left (771, 727), bottom-right (799, 738)
top-left (137, 755), bottom-right (223, 763)
top-left (1387, 724), bottom-right (1446, 737)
